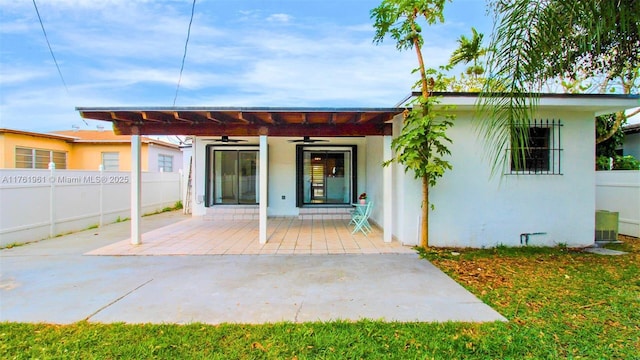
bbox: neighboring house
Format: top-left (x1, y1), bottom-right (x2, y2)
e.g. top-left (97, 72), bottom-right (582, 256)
top-left (621, 123), bottom-right (640, 159)
top-left (0, 128), bottom-right (183, 172)
top-left (76, 92), bottom-right (638, 248)
top-left (0, 129), bottom-right (73, 169)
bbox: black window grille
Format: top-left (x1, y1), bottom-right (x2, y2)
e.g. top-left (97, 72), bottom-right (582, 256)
top-left (508, 119), bottom-right (562, 175)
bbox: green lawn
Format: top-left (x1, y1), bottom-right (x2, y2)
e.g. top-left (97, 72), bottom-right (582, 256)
top-left (2, 238), bottom-right (638, 359)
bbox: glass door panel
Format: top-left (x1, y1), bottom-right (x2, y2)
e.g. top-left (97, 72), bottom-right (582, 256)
top-left (325, 152), bottom-right (348, 203)
top-left (214, 151), bottom-right (238, 204)
top-left (302, 150), bottom-right (350, 205)
top-left (238, 151), bottom-right (257, 204)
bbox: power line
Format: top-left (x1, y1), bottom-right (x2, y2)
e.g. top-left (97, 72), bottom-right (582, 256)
top-left (173, 0), bottom-right (197, 107)
top-left (32, 0), bottom-right (69, 94)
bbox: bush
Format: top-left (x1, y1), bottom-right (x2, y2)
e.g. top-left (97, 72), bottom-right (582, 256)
top-left (596, 155), bottom-right (640, 170)
top-left (614, 155), bottom-right (640, 170)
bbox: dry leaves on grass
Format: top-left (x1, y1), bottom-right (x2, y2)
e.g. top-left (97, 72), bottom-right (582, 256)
top-left (430, 236), bottom-right (640, 324)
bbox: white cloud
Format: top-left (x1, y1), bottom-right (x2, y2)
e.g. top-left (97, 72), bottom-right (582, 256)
top-left (0, 68), bottom-right (50, 85)
top-left (267, 13), bottom-right (293, 23)
top-left (1, 0), bottom-right (485, 132)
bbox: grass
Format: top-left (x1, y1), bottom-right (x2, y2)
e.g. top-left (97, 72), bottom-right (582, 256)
top-left (2, 238), bottom-right (639, 359)
top-left (0, 242), bottom-right (25, 249)
top-left (143, 201), bottom-right (184, 217)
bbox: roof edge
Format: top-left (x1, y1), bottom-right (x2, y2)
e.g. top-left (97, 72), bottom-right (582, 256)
top-left (75, 106), bottom-right (404, 112)
top-left (408, 91), bottom-right (640, 100)
top-left (0, 128), bottom-right (77, 141)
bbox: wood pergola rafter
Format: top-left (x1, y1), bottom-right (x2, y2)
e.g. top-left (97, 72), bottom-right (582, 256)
top-left (77, 107), bottom-right (404, 137)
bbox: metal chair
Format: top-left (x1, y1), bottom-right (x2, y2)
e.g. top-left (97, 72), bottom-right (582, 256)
top-left (351, 201), bottom-right (373, 235)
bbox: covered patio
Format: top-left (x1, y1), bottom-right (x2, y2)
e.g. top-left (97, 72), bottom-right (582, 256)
top-left (77, 106), bottom-right (404, 248)
top-left (86, 217), bottom-right (413, 256)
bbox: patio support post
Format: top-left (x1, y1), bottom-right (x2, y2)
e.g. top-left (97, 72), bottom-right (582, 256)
top-left (131, 130), bottom-right (142, 245)
top-left (259, 135), bottom-right (268, 244)
top-left (383, 135), bottom-right (393, 243)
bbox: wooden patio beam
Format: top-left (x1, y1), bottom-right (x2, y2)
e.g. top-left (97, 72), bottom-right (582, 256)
top-left (205, 112), bottom-right (223, 124)
top-left (242, 112), bottom-right (270, 125)
top-left (79, 111), bottom-right (112, 121)
top-left (208, 111), bottom-right (239, 124)
top-left (173, 111), bottom-right (196, 124)
top-left (236, 112), bottom-right (250, 124)
top-left (267, 113), bottom-right (283, 125)
top-left (347, 112), bottom-right (364, 124)
top-left (141, 111), bottom-right (172, 123)
top-left (112, 122), bottom-right (392, 136)
top-left (110, 112), bottom-right (141, 123)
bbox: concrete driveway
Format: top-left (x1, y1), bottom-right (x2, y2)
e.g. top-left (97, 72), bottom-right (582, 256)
top-left (0, 211), bottom-right (506, 324)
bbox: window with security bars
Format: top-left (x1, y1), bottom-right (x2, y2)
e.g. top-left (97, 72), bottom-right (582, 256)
top-left (508, 119), bottom-right (562, 175)
top-left (15, 147), bottom-right (67, 169)
top-left (158, 154), bottom-right (173, 172)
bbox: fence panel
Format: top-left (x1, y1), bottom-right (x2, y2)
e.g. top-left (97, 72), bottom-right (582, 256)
top-left (0, 169), bottom-right (181, 246)
top-left (596, 170), bottom-right (640, 237)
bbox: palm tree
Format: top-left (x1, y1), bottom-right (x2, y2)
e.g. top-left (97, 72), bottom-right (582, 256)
top-left (478, 0), bottom-right (639, 173)
top-left (449, 27), bottom-right (487, 79)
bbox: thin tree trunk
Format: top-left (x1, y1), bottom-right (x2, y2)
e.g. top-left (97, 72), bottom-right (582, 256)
top-left (412, 13), bottom-right (430, 248)
top-left (422, 176), bottom-right (429, 248)
top-left (411, 14), bottom-right (429, 100)
top-left (596, 111), bottom-right (626, 144)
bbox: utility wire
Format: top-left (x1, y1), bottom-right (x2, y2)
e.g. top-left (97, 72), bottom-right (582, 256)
top-left (173, 0), bottom-right (197, 107)
top-left (32, 0), bottom-right (69, 94)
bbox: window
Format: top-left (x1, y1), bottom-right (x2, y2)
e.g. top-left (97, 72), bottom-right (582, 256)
top-left (158, 154), bottom-right (173, 172)
top-left (102, 152), bottom-right (119, 171)
top-left (508, 119), bottom-right (562, 175)
top-left (15, 147), bottom-right (67, 169)
top-left (52, 151), bottom-right (67, 169)
top-left (15, 148), bottom-right (33, 168)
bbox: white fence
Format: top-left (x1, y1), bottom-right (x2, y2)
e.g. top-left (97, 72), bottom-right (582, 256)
top-left (596, 170), bottom-right (640, 237)
top-left (0, 169), bottom-right (181, 246)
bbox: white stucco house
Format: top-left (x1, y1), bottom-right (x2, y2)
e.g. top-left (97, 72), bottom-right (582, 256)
top-left (77, 92), bottom-right (639, 248)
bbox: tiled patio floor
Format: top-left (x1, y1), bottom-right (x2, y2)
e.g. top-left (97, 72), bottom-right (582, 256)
top-left (86, 217), bottom-right (414, 256)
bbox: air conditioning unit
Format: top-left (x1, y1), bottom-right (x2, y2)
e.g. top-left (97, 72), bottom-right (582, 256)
top-left (595, 210), bottom-right (619, 242)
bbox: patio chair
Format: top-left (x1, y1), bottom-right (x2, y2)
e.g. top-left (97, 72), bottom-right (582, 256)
top-left (351, 201), bottom-right (373, 235)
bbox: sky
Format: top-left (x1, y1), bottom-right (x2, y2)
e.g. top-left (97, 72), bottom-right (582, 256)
top-left (0, 0), bottom-right (493, 132)
top-left (1, 0), bottom-right (636, 134)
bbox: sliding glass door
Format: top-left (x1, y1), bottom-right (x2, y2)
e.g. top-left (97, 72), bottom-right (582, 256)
top-left (211, 150), bottom-right (258, 205)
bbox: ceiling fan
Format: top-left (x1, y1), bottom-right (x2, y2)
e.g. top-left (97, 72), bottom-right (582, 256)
top-left (203, 136), bottom-right (247, 143)
top-left (288, 136), bottom-right (329, 144)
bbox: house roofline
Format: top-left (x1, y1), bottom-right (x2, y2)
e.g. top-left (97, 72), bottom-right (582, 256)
top-left (0, 128), bottom-right (77, 141)
top-left (623, 123), bottom-right (640, 134)
top-left (406, 91), bottom-right (639, 101)
top-left (75, 106), bottom-right (403, 112)
top-left (69, 138), bottom-right (179, 149)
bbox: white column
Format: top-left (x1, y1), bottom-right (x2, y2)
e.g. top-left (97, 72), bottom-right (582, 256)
top-left (383, 135), bottom-right (393, 243)
top-left (259, 135), bottom-right (268, 244)
top-left (131, 132), bottom-right (142, 245)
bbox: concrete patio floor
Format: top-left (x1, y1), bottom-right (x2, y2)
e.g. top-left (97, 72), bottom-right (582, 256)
top-left (0, 211), bottom-right (507, 324)
top-left (87, 216), bottom-right (414, 256)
